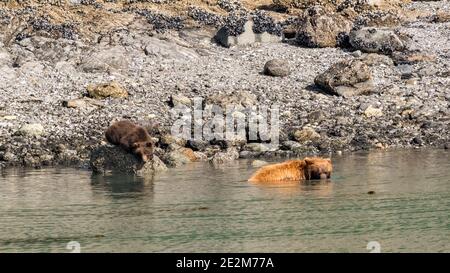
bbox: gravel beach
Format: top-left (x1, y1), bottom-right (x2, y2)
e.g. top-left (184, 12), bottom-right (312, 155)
top-left (0, 0), bottom-right (449, 169)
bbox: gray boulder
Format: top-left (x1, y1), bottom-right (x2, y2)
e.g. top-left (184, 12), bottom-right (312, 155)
top-left (263, 59), bottom-right (290, 77)
top-left (206, 90), bottom-right (258, 109)
top-left (314, 59), bottom-right (374, 97)
top-left (210, 147), bottom-right (239, 165)
top-left (90, 145), bottom-right (167, 175)
top-left (17, 123), bottom-right (45, 137)
top-left (80, 46), bottom-right (131, 73)
top-left (349, 27), bottom-right (405, 55)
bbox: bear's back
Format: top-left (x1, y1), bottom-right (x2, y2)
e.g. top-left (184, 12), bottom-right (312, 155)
top-left (248, 160), bottom-right (306, 183)
top-left (105, 120), bottom-right (137, 145)
top-left (121, 126), bottom-right (152, 146)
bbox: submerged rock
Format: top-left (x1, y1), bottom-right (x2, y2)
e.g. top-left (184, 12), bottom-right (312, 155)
top-left (251, 159), bottom-right (268, 167)
top-left (90, 145), bottom-right (167, 175)
top-left (314, 59), bottom-right (374, 97)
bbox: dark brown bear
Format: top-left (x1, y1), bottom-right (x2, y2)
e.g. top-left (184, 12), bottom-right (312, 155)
top-left (105, 120), bottom-right (154, 162)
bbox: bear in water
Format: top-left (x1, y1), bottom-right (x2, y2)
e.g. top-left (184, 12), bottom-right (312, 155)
top-left (105, 120), bottom-right (154, 162)
top-left (248, 157), bottom-right (332, 183)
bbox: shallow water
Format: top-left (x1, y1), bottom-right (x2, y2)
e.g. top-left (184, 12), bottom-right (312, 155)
top-left (0, 149), bottom-right (449, 253)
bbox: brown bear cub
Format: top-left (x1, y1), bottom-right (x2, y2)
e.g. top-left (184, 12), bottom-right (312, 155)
top-left (105, 120), bottom-right (154, 162)
top-left (248, 157), bottom-right (332, 183)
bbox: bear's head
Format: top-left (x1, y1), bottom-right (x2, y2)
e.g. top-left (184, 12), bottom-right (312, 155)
top-left (304, 157), bottom-right (332, 180)
top-left (132, 141), bottom-right (154, 162)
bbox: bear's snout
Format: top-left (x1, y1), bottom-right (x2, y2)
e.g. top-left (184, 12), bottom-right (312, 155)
top-left (141, 154), bottom-right (149, 162)
top-left (320, 173), bottom-right (328, 180)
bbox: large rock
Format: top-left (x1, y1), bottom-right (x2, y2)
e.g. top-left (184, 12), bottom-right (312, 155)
top-left (90, 145), bottom-right (167, 175)
top-left (296, 6), bottom-right (352, 48)
top-left (143, 36), bottom-right (200, 60)
top-left (353, 10), bottom-right (406, 29)
top-left (63, 97), bottom-right (104, 109)
top-left (215, 20), bottom-right (281, 48)
top-left (169, 94), bottom-right (192, 107)
top-left (263, 59), bottom-right (290, 77)
top-left (206, 90), bottom-right (258, 109)
top-left (391, 50), bottom-right (436, 65)
top-left (314, 59), bottom-right (374, 97)
top-left (163, 150), bottom-right (191, 167)
top-left (364, 105), bottom-right (383, 118)
top-left (361, 53), bottom-right (394, 66)
top-left (80, 46), bottom-right (130, 73)
top-left (349, 27), bottom-right (405, 55)
top-left (293, 127), bottom-right (321, 143)
top-left (243, 143), bottom-right (274, 153)
top-left (87, 81), bottom-right (128, 99)
top-left (17, 123), bottom-right (45, 137)
top-left (430, 11), bottom-right (450, 23)
top-left (210, 147), bottom-right (239, 165)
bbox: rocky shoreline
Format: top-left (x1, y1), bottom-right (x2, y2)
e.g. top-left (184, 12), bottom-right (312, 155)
top-left (0, 0), bottom-right (449, 170)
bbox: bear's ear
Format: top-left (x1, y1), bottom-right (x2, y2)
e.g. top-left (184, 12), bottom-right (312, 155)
top-left (304, 157), bottom-right (314, 165)
top-left (298, 160), bottom-right (307, 168)
top-left (325, 158), bottom-right (331, 163)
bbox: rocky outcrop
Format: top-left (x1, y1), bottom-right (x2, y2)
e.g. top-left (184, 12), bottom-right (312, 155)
top-left (314, 59), bottom-right (374, 97)
top-left (90, 145), bottom-right (167, 175)
top-left (296, 6), bottom-right (352, 48)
